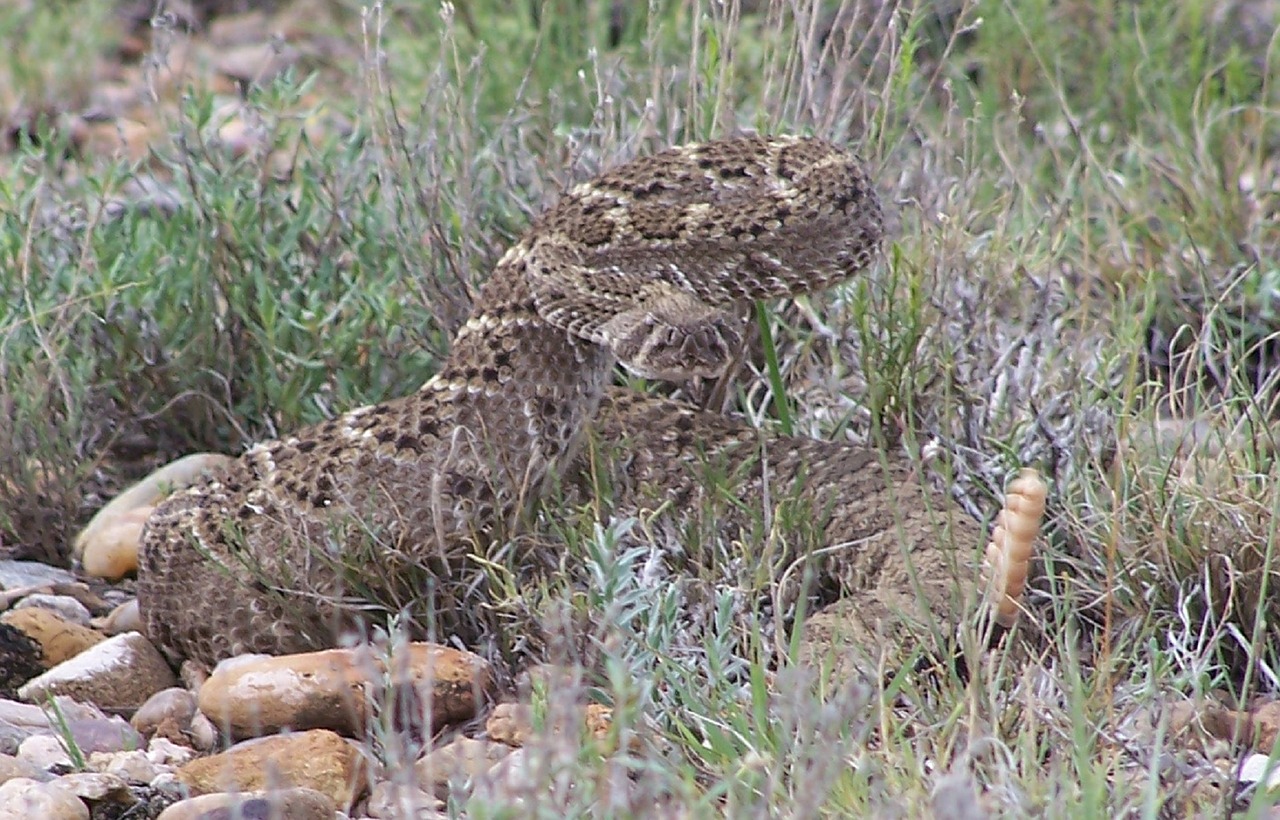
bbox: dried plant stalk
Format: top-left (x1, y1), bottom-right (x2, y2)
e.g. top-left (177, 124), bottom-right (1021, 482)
top-left (983, 468), bottom-right (1048, 628)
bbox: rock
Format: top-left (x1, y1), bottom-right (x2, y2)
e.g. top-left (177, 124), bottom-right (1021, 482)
top-left (178, 729), bottom-right (366, 811)
top-left (74, 453), bottom-right (231, 580)
top-left (207, 11), bottom-right (272, 48)
top-left (130, 688), bottom-right (213, 751)
top-left (1251, 699), bottom-right (1280, 752)
top-left (1239, 753), bottom-right (1280, 789)
top-left (12, 594), bottom-right (93, 627)
top-left (56, 771), bottom-right (133, 804)
top-left (216, 115), bottom-right (266, 158)
top-left (486, 702), bottom-right (616, 749)
top-left (485, 703), bottom-right (528, 746)
top-left (19, 632), bottom-right (177, 713)
top-left (179, 661), bottom-right (210, 692)
top-left (0, 607), bottom-right (106, 667)
top-left (414, 736), bottom-right (511, 799)
top-left (86, 81), bottom-right (142, 120)
top-left (0, 777), bottom-right (88, 820)
top-left (92, 599), bottom-right (143, 636)
top-left (156, 787), bottom-right (336, 820)
top-left (87, 749), bottom-right (161, 785)
top-left (0, 584), bottom-right (111, 617)
top-left (0, 561), bottom-right (77, 591)
top-left (131, 688), bottom-right (198, 741)
top-left (365, 778), bottom-right (444, 819)
top-left (1167, 697), bottom-right (1249, 755)
top-left (198, 643), bottom-right (492, 740)
top-left (197, 651), bottom-right (363, 740)
top-left (16, 735), bottom-right (74, 770)
top-left (387, 643), bottom-right (495, 732)
top-left (146, 737), bottom-right (197, 768)
top-left (0, 753), bottom-right (48, 785)
top-left (149, 770), bottom-right (184, 798)
top-left (0, 697), bottom-right (140, 758)
top-left (69, 118), bottom-right (157, 164)
top-left (79, 508), bottom-right (151, 581)
top-left (213, 42), bottom-right (301, 86)
top-left (472, 747), bottom-right (534, 802)
top-left (188, 715), bottom-right (217, 752)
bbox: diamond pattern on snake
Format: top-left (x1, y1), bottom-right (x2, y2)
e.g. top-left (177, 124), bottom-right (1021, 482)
top-left (135, 135), bottom-right (992, 668)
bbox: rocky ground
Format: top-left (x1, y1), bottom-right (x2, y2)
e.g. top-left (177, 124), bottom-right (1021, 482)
top-left (0, 555), bottom-right (612, 819)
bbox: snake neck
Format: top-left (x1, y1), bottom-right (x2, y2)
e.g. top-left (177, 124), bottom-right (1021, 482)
top-left (416, 264), bottom-right (614, 509)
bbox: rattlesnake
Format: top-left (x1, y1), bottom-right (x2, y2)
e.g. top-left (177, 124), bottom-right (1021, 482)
top-left (136, 135), bottom-right (985, 668)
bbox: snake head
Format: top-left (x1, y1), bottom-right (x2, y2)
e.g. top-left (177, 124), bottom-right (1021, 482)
top-left (600, 288), bottom-right (744, 381)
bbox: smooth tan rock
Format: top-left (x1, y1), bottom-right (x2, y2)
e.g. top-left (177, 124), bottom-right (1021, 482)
top-left (0, 777), bottom-right (88, 820)
top-left (156, 787), bottom-right (336, 820)
top-left (198, 643), bottom-right (492, 740)
top-left (16, 735), bottom-right (74, 770)
top-left (414, 736), bottom-right (511, 799)
top-left (92, 600), bottom-right (143, 636)
top-left (18, 632), bottom-right (177, 712)
top-left (129, 688), bottom-right (211, 751)
top-left (0, 607), bottom-right (106, 668)
top-left (131, 687), bottom-right (198, 740)
top-left (366, 778), bottom-right (444, 819)
top-left (178, 729), bottom-right (366, 810)
top-left (74, 454), bottom-right (231, 577)
top-left (187, 714), bottom-right (217, 752)
top-left (79, 508), bottom-right (151, 581)
top-left (0, 753), bottom-right (47, 785)
top-left (198, 651), bottom-right (364, 739)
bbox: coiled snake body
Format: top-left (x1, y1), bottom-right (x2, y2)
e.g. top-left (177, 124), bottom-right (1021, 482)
top-left (137, 136), bottom-right (931, 667)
